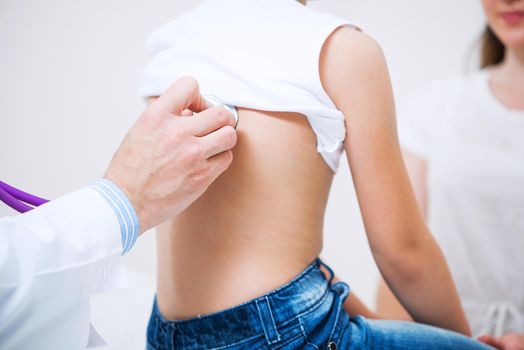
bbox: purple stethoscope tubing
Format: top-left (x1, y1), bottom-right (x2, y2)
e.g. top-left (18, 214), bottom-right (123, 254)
top-left (0, 180), bottom-right (49, 213)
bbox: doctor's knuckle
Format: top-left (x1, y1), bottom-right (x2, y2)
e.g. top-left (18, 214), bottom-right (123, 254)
top-left (170, 126), bottom-right (191, 145)
top-left (177, 76), bottom-right (199, 93)
top-left (184, 144), bottom-right (205, 163)
top-left (190, 162), bottom-right (211, 183)
top-left (144, 103), bottom-right (166, 122)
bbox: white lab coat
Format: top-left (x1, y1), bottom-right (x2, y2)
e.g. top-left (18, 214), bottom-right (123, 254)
top-left (0, 187), bottom-right (127, 350)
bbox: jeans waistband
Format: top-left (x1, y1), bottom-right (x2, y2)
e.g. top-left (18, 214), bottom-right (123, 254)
top-left (150, 258), bottom-right (334, 347)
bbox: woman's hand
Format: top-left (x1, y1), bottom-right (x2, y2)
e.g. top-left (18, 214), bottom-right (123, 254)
top-left (479, 333), bottom-right (524, 350)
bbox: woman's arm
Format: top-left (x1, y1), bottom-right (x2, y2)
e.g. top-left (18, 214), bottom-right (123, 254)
top-left (319, 27), bottom-right (470, 335)
top-left (479, 333), bottom-right (524, 350)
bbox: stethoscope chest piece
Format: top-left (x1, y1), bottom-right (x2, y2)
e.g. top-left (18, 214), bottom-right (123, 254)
top-left (203, 95), bottom-right (239, 129)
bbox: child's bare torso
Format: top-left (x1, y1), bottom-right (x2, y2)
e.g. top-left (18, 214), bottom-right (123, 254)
top-left (156, 108), bottom-right (335, 320)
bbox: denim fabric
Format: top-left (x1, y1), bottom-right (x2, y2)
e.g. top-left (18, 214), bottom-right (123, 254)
top-left (147, 259), bottom-right (493, 350)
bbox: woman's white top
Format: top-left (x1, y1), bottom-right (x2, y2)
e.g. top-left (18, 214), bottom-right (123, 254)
top-left (398, 70), bottom-right (524, 337)
top-left (139, 0), bottom-right (359, 172)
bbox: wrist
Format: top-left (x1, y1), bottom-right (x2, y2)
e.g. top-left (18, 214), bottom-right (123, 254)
top-left (103, 169), bottom-right (151, 233)
top-left (90, 178), bottom-right (141, 254)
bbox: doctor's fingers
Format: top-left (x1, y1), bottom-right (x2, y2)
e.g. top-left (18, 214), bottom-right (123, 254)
top-left (180, 109), bottom-right (195, 116)
top-left (190, 106), bottom-right (236, 136)
top-left (205, 150), bottom-right (234, 182)
top-left (154, 76), bottom-right (209, 116)
top-left (199, 125), bottom-right (237, 159)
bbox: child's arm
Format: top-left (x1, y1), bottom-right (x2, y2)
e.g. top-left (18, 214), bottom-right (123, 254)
top-left (319, 27), bottom-right (470, 336)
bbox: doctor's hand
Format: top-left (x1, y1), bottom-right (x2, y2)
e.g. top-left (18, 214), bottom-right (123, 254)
top-left (479, 333), bottom-right (524, 350)
top-left (104, 76), bottom-right (237, 233)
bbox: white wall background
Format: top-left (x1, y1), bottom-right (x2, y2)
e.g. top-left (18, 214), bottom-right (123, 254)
top-left (0, 1), bottom-right (485, 348)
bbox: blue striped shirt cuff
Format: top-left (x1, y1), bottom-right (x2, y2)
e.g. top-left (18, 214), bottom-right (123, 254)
top-left (89, 179), bottom-right (140, 255)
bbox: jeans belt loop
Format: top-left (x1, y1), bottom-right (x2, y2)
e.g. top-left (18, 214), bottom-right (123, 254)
top-left (255, 296), bottom-right (282, 345)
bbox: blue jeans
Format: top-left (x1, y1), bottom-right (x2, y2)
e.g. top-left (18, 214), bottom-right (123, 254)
top-left (147, 259), bottom-right (493, 349)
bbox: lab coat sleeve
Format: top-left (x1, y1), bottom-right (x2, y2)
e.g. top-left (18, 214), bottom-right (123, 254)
top-left (0, 185), bottom-right (130, 349)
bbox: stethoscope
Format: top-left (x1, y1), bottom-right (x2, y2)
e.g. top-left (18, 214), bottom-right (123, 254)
top-left (203, 95), bottom-right (239, 129)
top-left (1, 96), bottom-right (238, 214)
top-left (0, 180), bottom-right (49, 213)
